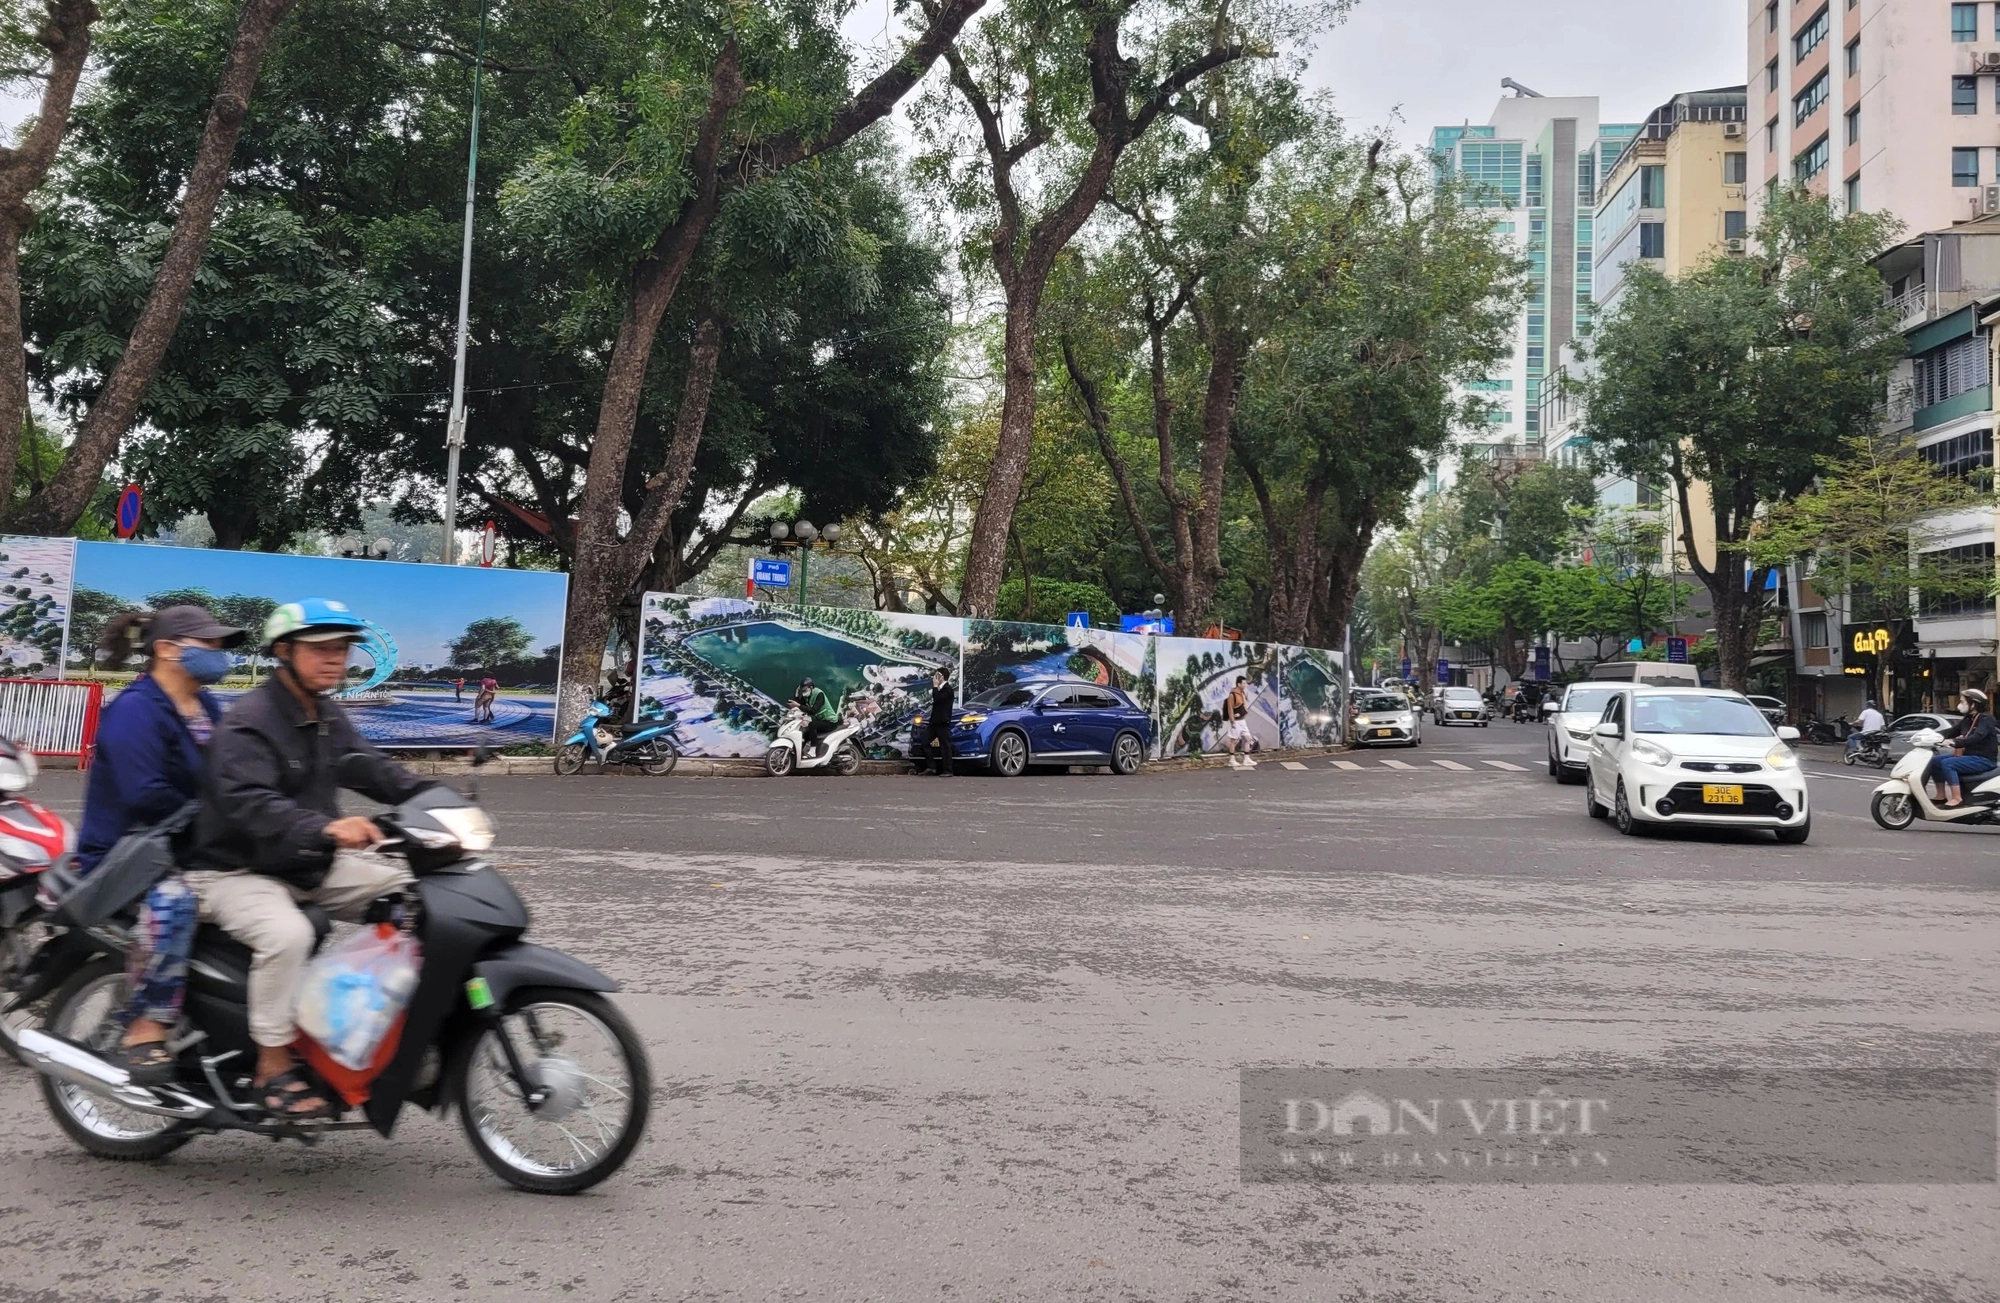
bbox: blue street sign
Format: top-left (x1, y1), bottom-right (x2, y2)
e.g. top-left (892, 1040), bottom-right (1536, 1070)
top-left (751, 557), bottom-right (792, 588)
top-left (1533, 645), bottom-right (1550, 680)
top-left (1401, 657), bottom-right (1412, 679)
top-left (1627, 637), bottom-right (1645, 654)
top-left (113, 483), bottom-right (142, 538)
top-left (1119, 614), bottom-right (1174, 634)
top-left (1066, 612), bottom-right (1091, 629)
top-left (1666, 636), bottom-right (1689, 664)
top-left (1436, 658), bottom-right (1450, 685)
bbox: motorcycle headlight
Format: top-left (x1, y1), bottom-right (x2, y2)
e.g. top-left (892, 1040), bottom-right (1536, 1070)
top-left (427, 805), bottom-right (495, 852)
top-left (1629, 738), bottom-right (1674, 767)
top-left (1765, 745), bottom-right (1798, 770)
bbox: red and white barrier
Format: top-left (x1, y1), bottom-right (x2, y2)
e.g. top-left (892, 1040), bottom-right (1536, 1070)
top-left (0, 678), bottom-right (104, 769)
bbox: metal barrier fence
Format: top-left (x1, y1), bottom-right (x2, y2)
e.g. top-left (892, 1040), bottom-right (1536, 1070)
top-left (0, 678), bottom-right (103, 769)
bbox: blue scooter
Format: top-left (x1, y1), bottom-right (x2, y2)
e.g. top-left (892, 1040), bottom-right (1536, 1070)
top-left (556, 701), bottom-right (679, 776)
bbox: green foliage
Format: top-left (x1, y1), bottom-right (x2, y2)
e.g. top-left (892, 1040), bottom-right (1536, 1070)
top-left (449, 616), bottom-right (534, 669)
top-left (994, 579), bottom-right (1120, 627)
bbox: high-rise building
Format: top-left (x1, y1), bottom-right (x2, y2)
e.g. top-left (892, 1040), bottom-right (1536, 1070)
top-left (1430, 93), bottom-right (1639, 485)
top-left (1748, 0), bottom-right (2000, 232)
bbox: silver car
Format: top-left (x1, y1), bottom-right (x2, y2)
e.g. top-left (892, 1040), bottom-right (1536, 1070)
top-left (1547, 682), bottom-right (1635, 783)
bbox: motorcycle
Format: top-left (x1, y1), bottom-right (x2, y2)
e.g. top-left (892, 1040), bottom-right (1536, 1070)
top-left (0, 738), bottom-right (75, 1062)
top-left (766, 704), bottom-right (863, 777)
top-left (555, 700), bottom-right (679, 777)
top-left (1843, 728), bottom-right (1892, 769)
top-left (1804, 715), bottom-right (1848, 746)
top-left (1870, 728), bottom-right (2000, 830)
top-left (10, 757), bottom-right (651, 1194)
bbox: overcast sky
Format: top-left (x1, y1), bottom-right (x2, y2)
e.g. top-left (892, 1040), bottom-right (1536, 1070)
top-left (1301, 0), bottom-right (1748, 147)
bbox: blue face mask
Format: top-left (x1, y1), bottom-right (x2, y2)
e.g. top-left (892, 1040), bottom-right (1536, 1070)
top-left (176, 646), bottom-right (233, 685)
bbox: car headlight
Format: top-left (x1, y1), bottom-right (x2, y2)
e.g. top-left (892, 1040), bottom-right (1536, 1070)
top-left (1355, 716), bottom-right (1373, 726)
top-left (429, 805), bottom-right (495, 852)
top-left (1765, 744), bottom-right (1797, 770)
top-left (1629, 738), bottom-right (1674, 767)
top-left (1566, 727), bottom-right (1592, 742)
top-left (1395, 714), bottom-right (1413, 725)
top-left (958, 713), bottom-right (987, 726)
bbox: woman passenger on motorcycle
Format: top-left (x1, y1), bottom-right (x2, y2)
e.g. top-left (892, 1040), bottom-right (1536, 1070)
top-left (77, 606), bottom-right (246, 1082)
top-left (1928, 688), bottom-right (1997, 808)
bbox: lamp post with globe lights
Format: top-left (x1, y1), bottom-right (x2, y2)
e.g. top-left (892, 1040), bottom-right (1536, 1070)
top-left (766, 519), bottom-right (845, 609)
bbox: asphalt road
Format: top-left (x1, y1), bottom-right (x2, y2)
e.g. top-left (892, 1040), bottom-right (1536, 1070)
top-left (2, 723), bottom-right (1995, 1302)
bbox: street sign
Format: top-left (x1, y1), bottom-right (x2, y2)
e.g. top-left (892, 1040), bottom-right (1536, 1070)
top-left (1436, 658), bottom-right (1450, 685)
top-left (1119, 614), bottom-right (1174, 634)
top-left (113, 483), bottom-right (142, 538)
top-left (1627, 637), bottom-right (1645, 654)
top-left (479, 520), bottom-right (498, 567)
top-left (1066, 612), bottom-right (1090, 629)
top-left (1533, 645), bottom-right (1550, 680)
top-left (1666, 636), bottom-right (1689, 664)
top-left (751, 557), bottom-right (793, 589)
top-left (1401, 657), bottom-right (1412, 679)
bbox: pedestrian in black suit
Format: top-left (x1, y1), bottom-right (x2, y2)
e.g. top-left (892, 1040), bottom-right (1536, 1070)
top-left (921, 668), bottom-right (957, 775)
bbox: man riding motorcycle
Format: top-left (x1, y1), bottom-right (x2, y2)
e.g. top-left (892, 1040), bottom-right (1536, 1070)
top-left (181, 599), bottom-right (437, 1119)
top-left (790, 676), bottom-right (840, 757)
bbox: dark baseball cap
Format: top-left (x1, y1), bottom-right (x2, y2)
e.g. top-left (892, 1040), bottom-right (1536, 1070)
top-left (147, 604), bottom-right (248, 649)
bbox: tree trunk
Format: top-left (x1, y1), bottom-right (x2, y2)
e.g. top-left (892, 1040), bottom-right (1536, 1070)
top-left (6, 0), bottom-right (300, 536)
top-left (1186, 333), bottom-right (1239, 624)
top-left (960, 283), bottom-right (1045, 616)
top-left (0, 0), bottom-right (98, 511)
top-left (208, 510), bottom-right (247, 550)
top-left (1314, 503), bottom-right (1377, 651)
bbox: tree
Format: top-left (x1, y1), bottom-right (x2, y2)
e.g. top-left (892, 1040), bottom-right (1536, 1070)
top-left (449, 616), bottom-right (532, 669)
top-left (1582, 186), bottom-right (1904, 689)
top-left (914, 0), bottom-right (1310, 615)
top-left (5, 0), bottom-right (306, 534)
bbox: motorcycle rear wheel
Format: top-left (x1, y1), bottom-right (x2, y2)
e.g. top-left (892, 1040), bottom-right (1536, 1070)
top-left (637, 743), bottom-right (677, 777)
top-left (39, 957), bottom-right (193, 1160)
top-left (831, 742), bottom-right (860, 776)
top-left (554, 744), bottom-right (589, 777)
top-left (456, 989), bottom-right (650, 1195)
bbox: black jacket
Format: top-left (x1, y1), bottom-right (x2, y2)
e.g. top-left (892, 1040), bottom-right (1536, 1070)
top-left (1945, 710), bottom-right (1999, 763)
top-left (929, 681), bottom-right (956, 728)
top-left (188, 676), bottom-right (435, 889)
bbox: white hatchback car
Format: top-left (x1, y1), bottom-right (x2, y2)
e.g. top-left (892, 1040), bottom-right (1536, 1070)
top-left (1583, 687), bottom-right (1811, 843)
top-left (1545, 682), bottom-right (1634, 784)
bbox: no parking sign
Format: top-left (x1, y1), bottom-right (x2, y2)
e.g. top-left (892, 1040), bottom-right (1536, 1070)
top-left (113, 483), bottom-right (142, 538)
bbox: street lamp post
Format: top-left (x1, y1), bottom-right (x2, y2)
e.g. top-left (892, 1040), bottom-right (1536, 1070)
top-left (767, 519), bottom-right (844, 609)
top-left (440, 0), bottom-right (490, 566)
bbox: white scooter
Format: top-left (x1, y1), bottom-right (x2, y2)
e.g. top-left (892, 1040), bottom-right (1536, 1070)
top-left (1870, 728), bottom-right (2000, 829)
top-left (766, 705), bottom-right (864, 777)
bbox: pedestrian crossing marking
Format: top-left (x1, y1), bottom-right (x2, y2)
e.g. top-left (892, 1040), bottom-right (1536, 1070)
top-left (1482, 760), bottom-right (1528, 771)
top-left (1380, 759), bottom-right (1419, 770)
top-left (1281, 761), bottom-right (1308, 770)
top-left (1332, 760), bottom-right (1364, 770)
top-left (1431, 759), bottom-right (1472, 771)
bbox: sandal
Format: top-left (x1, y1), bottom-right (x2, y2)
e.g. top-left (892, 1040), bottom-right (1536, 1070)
top-left (113, 1039), bottom-right (176, 1087)
top-left (256, 1068), bottom-right (334, 1120)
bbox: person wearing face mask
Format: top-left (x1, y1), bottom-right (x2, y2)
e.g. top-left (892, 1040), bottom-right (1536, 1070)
top-left (76, 605), bottom-right (246, 1081)
top-left (1929, 687), bottom-right (1998, 808)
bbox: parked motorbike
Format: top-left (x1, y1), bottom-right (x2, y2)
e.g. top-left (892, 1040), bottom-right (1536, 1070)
top-left (0, 738), bottom-right (75, 1062)
top-left (1870, 729), bottom-right (2000, 830)
top-left (766, 705), bottom-right (863, 777)
top-left (555, 700), bottom-right (679, 776)
top-left (1804, 715), bottom-right (1848, 746)
top-left (1843, 728), bottom-right (1892, 769)
top-left (11, 759), bottom-right (651, 1194)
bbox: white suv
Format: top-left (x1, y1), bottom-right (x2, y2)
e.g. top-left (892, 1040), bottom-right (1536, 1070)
top-left (1546, 682), bottom-right (1633, 784)
top-left (1583, 686), bottom-right (1809, 843)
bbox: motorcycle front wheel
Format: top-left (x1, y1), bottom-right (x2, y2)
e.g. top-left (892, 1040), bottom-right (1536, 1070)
top-left (1870, 791), bottom-right (1916, 831)
top-left (765, 745), bottom-right (797, 777)
top-left (456, 989), bottom-right (651, 1195)
top-left (554, 744), bottom-right (588, 777)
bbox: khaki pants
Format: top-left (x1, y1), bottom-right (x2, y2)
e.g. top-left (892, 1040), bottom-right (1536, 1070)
top-left (184, 852), bottom-right (415, 1048)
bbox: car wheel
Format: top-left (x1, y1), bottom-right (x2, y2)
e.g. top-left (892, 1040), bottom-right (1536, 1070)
top-left (1110, 732), bottom-right (1144, 775)
top-left (1613, 779), bottom-right (1645, 836)
top-left (1773, 816), bottom-right (1810, 845)
top-left (991, 729), bottom-right (1029, 778)
top-left (1548, 748), bottom-right (1560, 778)
top-left (1870, 791), bottom-right (1916, 831)
top-left (1585, 775), bottom-right (1608, 819)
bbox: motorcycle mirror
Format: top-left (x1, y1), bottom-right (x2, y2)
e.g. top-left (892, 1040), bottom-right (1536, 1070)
top-left (335, 752), bottom-right (376, 789)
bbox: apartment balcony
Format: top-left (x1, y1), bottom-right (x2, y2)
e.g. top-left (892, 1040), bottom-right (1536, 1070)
top-left (1887, 283), bottom-right (1928, 328)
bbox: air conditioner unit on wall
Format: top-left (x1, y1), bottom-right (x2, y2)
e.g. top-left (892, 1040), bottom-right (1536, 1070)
top-left (1983, 185), bottom-right (2000, 215)
top-left (1725, 238), bottom-right (1747, 254)
top-left (1978, 50), bottom-right (2000, 72)
top-left (1723, 122), bottom-right (1745, 139)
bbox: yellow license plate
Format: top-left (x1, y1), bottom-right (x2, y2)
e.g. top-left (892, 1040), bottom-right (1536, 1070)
top-left (1374, 728), bottom-right (1393, 737)
top-left (1701, 784), bottom-right (1744, 805)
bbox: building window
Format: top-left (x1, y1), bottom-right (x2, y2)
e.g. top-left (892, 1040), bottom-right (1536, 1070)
top-left (1919, 428), bottom-right (1995, 479)
top-left (1911, 331), bottom-right (1991, 408)
top-left (1845, 106), bottom-right (1859, 143)
top-left (1845, 39), bottom-right (1860, 76)
top-left (1802, 612), bottom-right (1828, 649)
top-left (1766, 118), bottom-right (1779, 151)
top-left (1952, 2), bottom-right (1980, 41)
top-left (1639, 165), bottom-right (1666, 208)
top-left (1953, 146), bottom-right (1981, 186)
top-left (1954, 76), bottom-right (1979, 115)
top-left (1459, 141), bottom-right (1524, 206)
top-left (1766, 59), bottom-right (1780, 93)
top-left (1793, 133), bottom-right (1830, 181)
top-left (1724, 210), bottom-right (1748, 239)
top-left (1639, 223), bottom-right (1665, 258)
top-left (1845, 173), bottom-right (1861, 211)
top-left (1795, 6), bottom-right (1831, 61)
top-left (1767, 2), bottom-right (1778, 33)
top-left (1919, 542), bottom-right (1996, 616)
top-left (1795, 72), bottom-right (1830, 124)
top-left (1577, 151), bottom-right (1595, 200)
top-left (1724, 151), bottom-right (1747, 184)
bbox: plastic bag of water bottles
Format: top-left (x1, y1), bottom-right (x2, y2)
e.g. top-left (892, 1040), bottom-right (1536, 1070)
top-left (294, 923), bottom-right (422, 1070)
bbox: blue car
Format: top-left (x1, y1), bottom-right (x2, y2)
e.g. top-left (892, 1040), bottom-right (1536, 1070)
top-left (929, 678), bottom-right (1153, 777)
